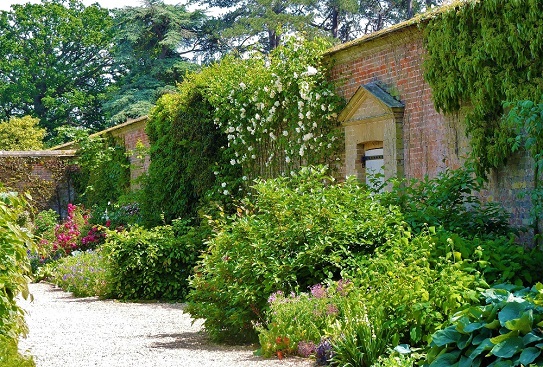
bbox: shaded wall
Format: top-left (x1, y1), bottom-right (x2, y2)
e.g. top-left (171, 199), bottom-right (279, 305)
top-left (0, 151), bottom-right (76, 217)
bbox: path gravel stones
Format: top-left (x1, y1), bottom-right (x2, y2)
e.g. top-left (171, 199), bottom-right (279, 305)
top-left (18, 283), bottom-right (313, 367)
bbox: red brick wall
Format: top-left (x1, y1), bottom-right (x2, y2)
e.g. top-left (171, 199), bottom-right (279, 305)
top-left (108, 117), bottom-right (150, 188)
top-left (328, 26), bottom-right (468, 180)
top-left (0, 153), bottom-right (75, 216)
top-left (326, 24), bottom-right (534, 235)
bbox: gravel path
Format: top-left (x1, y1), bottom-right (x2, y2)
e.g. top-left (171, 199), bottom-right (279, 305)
top-left (18, 283), bottom-right (313, 367)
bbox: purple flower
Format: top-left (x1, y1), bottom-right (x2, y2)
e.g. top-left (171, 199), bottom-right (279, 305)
top-left (297, 341), bottom-right (316, 358)
top-left (268, 290), bottom-right (284, 304)
top-left (310, 284), bottom-right (327, 299)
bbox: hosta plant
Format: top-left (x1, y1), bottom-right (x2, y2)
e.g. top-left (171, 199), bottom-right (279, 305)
top-left (426, 284), bottom-right (543, 367)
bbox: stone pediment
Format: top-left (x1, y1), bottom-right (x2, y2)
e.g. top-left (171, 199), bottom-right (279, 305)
top-left (339, 82), bottom-right (404, 126)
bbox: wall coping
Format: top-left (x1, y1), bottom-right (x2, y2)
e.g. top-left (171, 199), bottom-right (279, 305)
top-left (50, 115), bottom-right (148, 150)
top-left (0, 150), bottom-right (76, 157)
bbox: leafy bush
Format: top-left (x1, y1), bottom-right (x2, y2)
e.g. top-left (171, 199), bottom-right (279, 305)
top-left (0, 116), bottom-right (45, 150)
top-left (187, 166), bottom-right (406, 342)
top-left (0, 335), bottom-right (34, 367)
top-left (103, 220), bottom-right (208, 300)
top-left (426, 284), bottom-right (543, 367)
top-left (431, 231), bottom-right (543, 286)
top-left (0, 192), bottom-right (35, 363)
top-left (49, 250), bottom-right (110, 298)
top-left (378, 167), bottom-right (511, 238)
top-left (33, 209), bottom-right (58, 239)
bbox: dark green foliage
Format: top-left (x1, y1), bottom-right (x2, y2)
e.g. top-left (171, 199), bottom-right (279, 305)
top-left (141, 87), bottom-right (234, 226)
top-left (423, 0), bottom-right (543, 175)
top-left (431, 231), bottom-right (543, 287)
top-left (187, 166), bottom-right (406, 342)
top-left (104, 1), bottom-right (204, 124)
top-left (0, 0), bottom-right (114, 136)
top-left (426, 284), bottom-right (543, 367)
top-left (378, 167), bottom-right (510, 238)
top-left (72, 134), bottom-right (130, 209)
top-left (103, 220), bottom-right (209, 300)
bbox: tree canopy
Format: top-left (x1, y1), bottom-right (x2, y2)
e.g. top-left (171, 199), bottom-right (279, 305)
top-left (103, 0), bottom-right (205, 124)
top-left (0, 0), bottom-right (114, 139)
top-left (0, 116), bottom-right (45, 150)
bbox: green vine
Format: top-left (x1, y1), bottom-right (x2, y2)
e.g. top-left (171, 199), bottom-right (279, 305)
top-left (423, 0), bottom-right (543, 175)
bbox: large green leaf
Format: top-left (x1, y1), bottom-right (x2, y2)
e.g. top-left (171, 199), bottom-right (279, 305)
top-left (523, 331), bottom-right (543, 345)
top-left (490, 337), bottom-right (524, 358)
top-left (504, 309), bottom-right (533, 333)
top-left (469, 338), bottom-right (494, 359)
top-left (430, 351), bottom-right (461, 367)
top-left (433, 326), bottom-right (463, 347)
top-left (518, 347), bottom-right (541, 365)
top-left (499, 303), bottom-right (528, 327)
top-left (491, 331), bottom-right (519, 344)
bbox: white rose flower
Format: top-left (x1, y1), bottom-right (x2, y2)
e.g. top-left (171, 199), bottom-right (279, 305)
top-left (221, 182), bottom-right (227, 187)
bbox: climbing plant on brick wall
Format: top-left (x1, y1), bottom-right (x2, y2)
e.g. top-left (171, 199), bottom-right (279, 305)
top-left (0, 156), bottom-right (73, 211)
top-left (423, 0), bottom-right (543, 176)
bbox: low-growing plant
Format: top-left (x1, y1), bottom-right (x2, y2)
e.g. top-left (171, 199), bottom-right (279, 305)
top-left (258, 280), bottom-right (353, 358)
top-left (33, 209), bottom-right (58, 240)
top-left (103, 220), bottom-right (209, 300)
top-left (50, 250), bottom-right (110, 298)
top-left (329, 306), bottom-right (391, 367)
top-left (353, 230), bottom-right (487, 347)
top-left (187, 166), bottom-right (407, 342)
top-left (426, 284), bottom-right (543, 367)
top-left (372, 351), bottom-right (416, 367)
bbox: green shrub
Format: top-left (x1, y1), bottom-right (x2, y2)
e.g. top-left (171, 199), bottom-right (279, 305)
top-left (426, 284), bottom-right (543, 367)
top-left (33, 209), bottom-right (58, 239)
top-left (0, 192), bottom-right (35, 363)
top-left (187, 166), bottom-right (406, 342)
top-left (353, 230), bottom-right (488, 347)
top-left (0, 335), bottom-right (34, 367)
top-left (372, 352), bottom-right (416, 367)
top-left (378, 167), bottom-right (511, 238)
top-left (50, 250), bottom-right (110, 298)
top-left (103, 220), bottom-right (208, 300)
top-left (72, 134), bottom-right (130, 209)
top-left (432, 231), bottom-right (543, 286)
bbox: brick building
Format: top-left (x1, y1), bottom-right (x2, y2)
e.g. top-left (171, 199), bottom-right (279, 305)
top-left (324, 19), bottom-right (533, 229)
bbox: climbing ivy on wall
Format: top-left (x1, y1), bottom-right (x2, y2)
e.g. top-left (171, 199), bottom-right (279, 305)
top-left (423, 0), bottom-right (543, 175)
top-left (0, 156), bottom-right (72, 211)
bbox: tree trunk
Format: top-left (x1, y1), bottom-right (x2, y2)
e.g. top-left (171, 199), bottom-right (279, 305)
top-left (331, 6), bottom-right (339, 39)
top-left (406, 0), bottom-right (414, 18)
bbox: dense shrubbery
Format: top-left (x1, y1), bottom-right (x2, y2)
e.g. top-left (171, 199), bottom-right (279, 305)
top-left (187, 166), bottom-right (406, 341)
top-left (103, 221), bottom-right (209, 300)
top-left (0, 191), bottom-right (35, 366)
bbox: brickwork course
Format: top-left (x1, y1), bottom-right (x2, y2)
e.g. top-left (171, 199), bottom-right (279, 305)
top-left (325, 20), bottom-right (534, 231)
